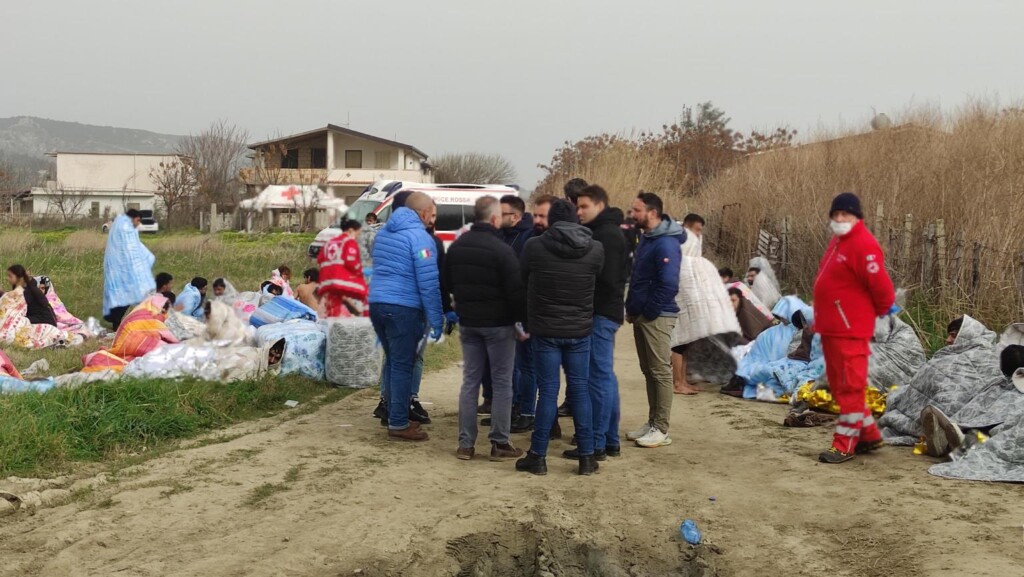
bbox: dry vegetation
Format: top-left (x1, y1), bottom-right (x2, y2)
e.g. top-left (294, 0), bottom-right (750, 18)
top-left (537, 99), bottom-right (1024, 332)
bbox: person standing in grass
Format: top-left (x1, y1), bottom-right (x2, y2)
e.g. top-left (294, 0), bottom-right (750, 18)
top-left (624, 192), bottom-right (684, 449)
top-left (103, 209), bottom-right (156, 331)
top-left (447, 196), bottom-right (526, 462)
top-left (813, 192), bottom-right (895, 464)
top-left (317, 220), bottom-right (367, 317)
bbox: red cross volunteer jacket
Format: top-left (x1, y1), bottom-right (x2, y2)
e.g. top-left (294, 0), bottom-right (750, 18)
top-left (317, 234), bottom-right (367, 299)
top-left (812, 220), bottom-right (895, 339)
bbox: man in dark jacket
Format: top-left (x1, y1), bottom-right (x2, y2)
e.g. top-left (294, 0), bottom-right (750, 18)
top-left (568, 184), bottom-right (628, 461)
top-left (516, 200), bottom-right (604, 476)
top-left (500, 195), bottom-right (535, 255)
top-left (446, 197), bottom-right (527, 462)
top-left (625, 192), bottom-right (684, 449)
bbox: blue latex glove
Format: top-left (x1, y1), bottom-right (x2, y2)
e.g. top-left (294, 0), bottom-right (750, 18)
top-left (429, 325), bottom-right (444, 342)
top-left (887, 304), bottom-right (902, 316)
top-left (445, 311), bottom-right (459, 326)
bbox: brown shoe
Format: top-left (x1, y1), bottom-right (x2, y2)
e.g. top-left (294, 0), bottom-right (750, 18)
top-left (456, 446), bottom-right (475, 460)
top-left (388, 422), bottom-right (428, 442)
top-left (490, 442), bottom-right (524, 461)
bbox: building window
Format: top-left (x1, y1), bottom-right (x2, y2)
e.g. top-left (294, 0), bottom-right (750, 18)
top-left (90, 201), bottom-right (100, 218)
top-left (127, 202), bottom-right (141, 211)
top-left (374, 151), bottom-right (396, 169)
top-left (311, 148), bottom-right (327, 169)
top-left (345, 150), bottom-right (363, 169)
top-left (281, 149), bottom-right (299, 169)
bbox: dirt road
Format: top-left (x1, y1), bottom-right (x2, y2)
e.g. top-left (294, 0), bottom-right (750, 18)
top-left (2, 333), bottom-right (1022, 577)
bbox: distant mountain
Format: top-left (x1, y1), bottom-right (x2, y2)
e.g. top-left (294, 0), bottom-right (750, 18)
top-left (0, 116), bottom-right (184, 188)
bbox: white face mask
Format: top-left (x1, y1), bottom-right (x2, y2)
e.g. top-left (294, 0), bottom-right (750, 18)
top-left (830, 220), bottom-right (854, 236)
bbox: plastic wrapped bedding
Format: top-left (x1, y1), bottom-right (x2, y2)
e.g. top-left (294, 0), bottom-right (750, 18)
top-left (256, 320), bottom-right (326, 380)
top-left (232, 292), bottom-right (261, 324)
top-left (325, 317), bottom-right (381, 388)
top-left (123, 339), bottom-right (282, 382)
top-left (165, 310), bottom-right (207, 342)
top-left (735, 296), bottom-right (822, 399)
top-left (0, 375), bottom-right (57, 394)
top-left (250, 296), bottom-right (317, 328)
top-left (879, 315), bottom-right (1002, 446)
top-left (818, 315), bottom-right (926, 392)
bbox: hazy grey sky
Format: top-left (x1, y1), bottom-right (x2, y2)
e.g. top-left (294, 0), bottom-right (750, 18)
top-left (4, 1), bottom-right (1023, 186)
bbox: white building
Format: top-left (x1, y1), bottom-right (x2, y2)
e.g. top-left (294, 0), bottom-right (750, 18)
top-left (241, 125), bottom-right (433, 204)
top-left (30, 151), bottom-right (186, 219)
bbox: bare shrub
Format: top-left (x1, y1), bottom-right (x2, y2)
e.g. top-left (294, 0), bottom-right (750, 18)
top-left (432, 152), bottom-right (517, 184)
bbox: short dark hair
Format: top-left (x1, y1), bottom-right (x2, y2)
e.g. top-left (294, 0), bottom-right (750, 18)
top-left (748, 267), bottom-right (761, 274)
top-left (342, 219), bottom-right (362, 231)
top-left (365, 213), bottom-right (379, 223)
top-left (155, 272), bottom-right (173, 288)
top-left (126, 209), bottom-right (142, 219)
top-left (792, 310), bottom-right (808, 330)
top-left (1000, 344), bottom-right (1024, 378)
top-left (533, 194), bottom-right (558, 208)
top-left (212, 278), bottom-right (226, 289)
top-left (683, 213), bottom-right (705, 226)
top-left (576, 185), bottom-right (609, 207)
top-left (278, 265), bottom-right (291, 276)
top-left (161, 290), bottom-right (176, 305)
top-left (191, 277), bottom-right (208, 289)
top-left (636, 192), bottom-right (663, 215)
top-left (947, 317), bottom-right (964, 335)
top-left (727, 287), bottom-right (743, 299)
top-left (261, 281), bottom-right (283, 296)
top-left (500, 195), bottom-right (526, 215)
top-left (719, 267), bottom-right (734, 279)
top-left (304, 268), bottom-right (319, 282)
top-left (563, 178), bottom-right (589, 204)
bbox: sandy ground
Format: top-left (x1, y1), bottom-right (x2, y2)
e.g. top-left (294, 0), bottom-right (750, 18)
top-left (2, 333), bottom-right (1023, 577)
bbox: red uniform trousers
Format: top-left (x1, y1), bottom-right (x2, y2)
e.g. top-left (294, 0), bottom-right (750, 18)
top-left (821, 335), bottom-right (881, 453)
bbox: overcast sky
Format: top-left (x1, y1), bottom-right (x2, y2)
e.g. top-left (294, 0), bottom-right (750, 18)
top-left (3, 1), bottom-right (1023, 186)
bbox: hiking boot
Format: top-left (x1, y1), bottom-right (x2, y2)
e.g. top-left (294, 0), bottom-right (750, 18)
top-left (511, 415), bottom-right (535, 433)
top-left (626, 422), bottom-right (654, 442)
top-left (490, 442), bottom-right (524, 462)
top-left (720, 376), bottom-right (745, 398)
top-left (855, 439), bottom-right (885, 454)
top-left (636, 427), bottom-right (672, 448)
top-left (515, 451), bottom-right (548, 476)
top-left (372, 398), bottom-right (387, 419)
top-left (410, 398), bottom-right (430, 423)
top-left (578, 454), bottom-right (599, 476)
top-left (456, 447), bottom-right (475, 460)
top-left (818, 447), bottom-right (855, 463)
top-left (550, 421), bottom-right (562, 440)
top-left (605, 444), bottom-right (621, 457)
top-left (480, 417), bottom-right (492, 426)
top-left (921, 405), bottom-right (964, 458)
top-left (563, 448), bottom-right (607, 462)
top-left (388, 422), bottom-right (428, 442)
top-left (557, 401), bottom-right (571, 417)
top-left (477, 400), bottom-right (492, 415)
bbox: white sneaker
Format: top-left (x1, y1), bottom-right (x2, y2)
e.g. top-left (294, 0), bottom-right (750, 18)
top-left (636, 427), bottom-right (672, 448)
top-left (626, 422), bottom-right (653, 441)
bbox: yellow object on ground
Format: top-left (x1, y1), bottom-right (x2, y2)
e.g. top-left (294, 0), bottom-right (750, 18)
top-left (794, 381), bottom-right (892, 415)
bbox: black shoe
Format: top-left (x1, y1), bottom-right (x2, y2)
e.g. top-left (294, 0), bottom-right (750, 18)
top-left (372, 398), bottom-right (387, 419)
top-left (721, 376), bottom-right (745, 398)
top-left (578, 455), bottom-right (599, 475)
top-left (818, 447), bottom-right (856, 464)
top-left (477, 400), bottom-right (492, 415)
top-left (379, 415), bottom-right (388, 427)
top-left (408, 405), bottom-right (431, 424)
top-left (569, 435), bottom-right (577, 446)
top-left (550, 421), bottom-right (562, 440)
top-left (480, 417), bottom-right (491, 426)
top-left (557, 401), bottom-right (571, 417)
top-left (515, 452), bottom-right (548, 476)
top-left (510, 415), bottom-right (535, 433)
top-left (410, 398), bottom-right (430, 422)
top-left (563, 448), bottom-right (607, 462)
top-left (605, 445), bottom-right (621, 457)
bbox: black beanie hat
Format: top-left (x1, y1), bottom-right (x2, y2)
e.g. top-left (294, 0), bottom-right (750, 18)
top-left (829, 192), bottom-right (863, 219)
top-left (547, 199), bottom-right (579, 225)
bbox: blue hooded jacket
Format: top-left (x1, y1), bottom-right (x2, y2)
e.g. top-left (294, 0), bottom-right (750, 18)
top-left (177, 283), bottom-right (206, 320)
top-left (369, 207), bottom-right (444, 330)
top-left (625, 215), bottom-right (685, 321)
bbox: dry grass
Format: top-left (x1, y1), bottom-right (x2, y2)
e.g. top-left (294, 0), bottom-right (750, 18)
top-left (0, 231), bottom-right (39, 254)
top-left (62, 230), bottom-right (108, 252)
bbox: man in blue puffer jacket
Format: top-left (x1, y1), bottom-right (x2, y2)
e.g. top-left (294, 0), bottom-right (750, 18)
top-left (370, 191), bottom-right (445, 442)
top-left (624, 192), bottom-right (685, 449)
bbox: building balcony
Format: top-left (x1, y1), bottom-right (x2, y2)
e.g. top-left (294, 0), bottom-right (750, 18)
top-left (240, 167), bottom-right (432, 188)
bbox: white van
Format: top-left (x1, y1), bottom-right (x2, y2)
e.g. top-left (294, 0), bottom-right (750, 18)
top-left (370, 184), bottom-right (520, 245)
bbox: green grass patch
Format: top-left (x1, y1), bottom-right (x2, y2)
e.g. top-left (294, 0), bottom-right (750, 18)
top-left (242, 482), bottom-right (289, 508)
top-left (0, 375), bottom-right (355, 478)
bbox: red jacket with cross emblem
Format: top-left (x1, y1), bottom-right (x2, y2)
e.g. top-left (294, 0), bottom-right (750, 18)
top-left (812, 220), bottom-right (895, 339)
top-left (317, 233), bottom-right (367, 299)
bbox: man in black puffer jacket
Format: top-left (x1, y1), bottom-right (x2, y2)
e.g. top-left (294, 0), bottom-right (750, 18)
top-left (516, 199), bottom-right (604, 476)
top-left (445, 197), bottom-right (527, 462)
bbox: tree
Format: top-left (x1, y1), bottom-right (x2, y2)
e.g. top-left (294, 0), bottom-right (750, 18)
top-left (149, 158), bottom-right (198, 230)
top-left (177, 119), bottom-right (250, 208)
top-left (431, 152), bottom-right (518, 184)
top-left (45, 181), bottom-right (89, 222)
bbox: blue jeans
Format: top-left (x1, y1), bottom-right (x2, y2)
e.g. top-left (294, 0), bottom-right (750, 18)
top-left (514, 337), bottom-right (537, 416)
top-left (380, 323), bottom-right (427, 399)
top-left (531, 336), bottom-right (592, 457)
top-left (590, 315), bottom-right (621, 450)
top-left (370, 303), bottom-right (426, 430)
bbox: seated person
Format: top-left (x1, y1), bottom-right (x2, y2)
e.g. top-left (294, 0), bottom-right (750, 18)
top-left (212, 278), bottom-right (227, 297)
top-left (295, 268), bottom-right (321, 311)
top-left (745, 267), bottom-right (760, 286)
top-left (7, 265), bottom-right (56, 327)
top-left (176, 277), bottom-right (208, 320)
top-left (82, 294), bottom-right (179, 372)
top-left (271, 266), bottom-right (294, 297)
top-left (719, 267), bottom-right (735, 284)
top-left (945, 317), bottom-right (963, 346)
top-left (730, 287), bottom-right (773, 343)
top-left (155, 272), bottom-right (174, 297)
